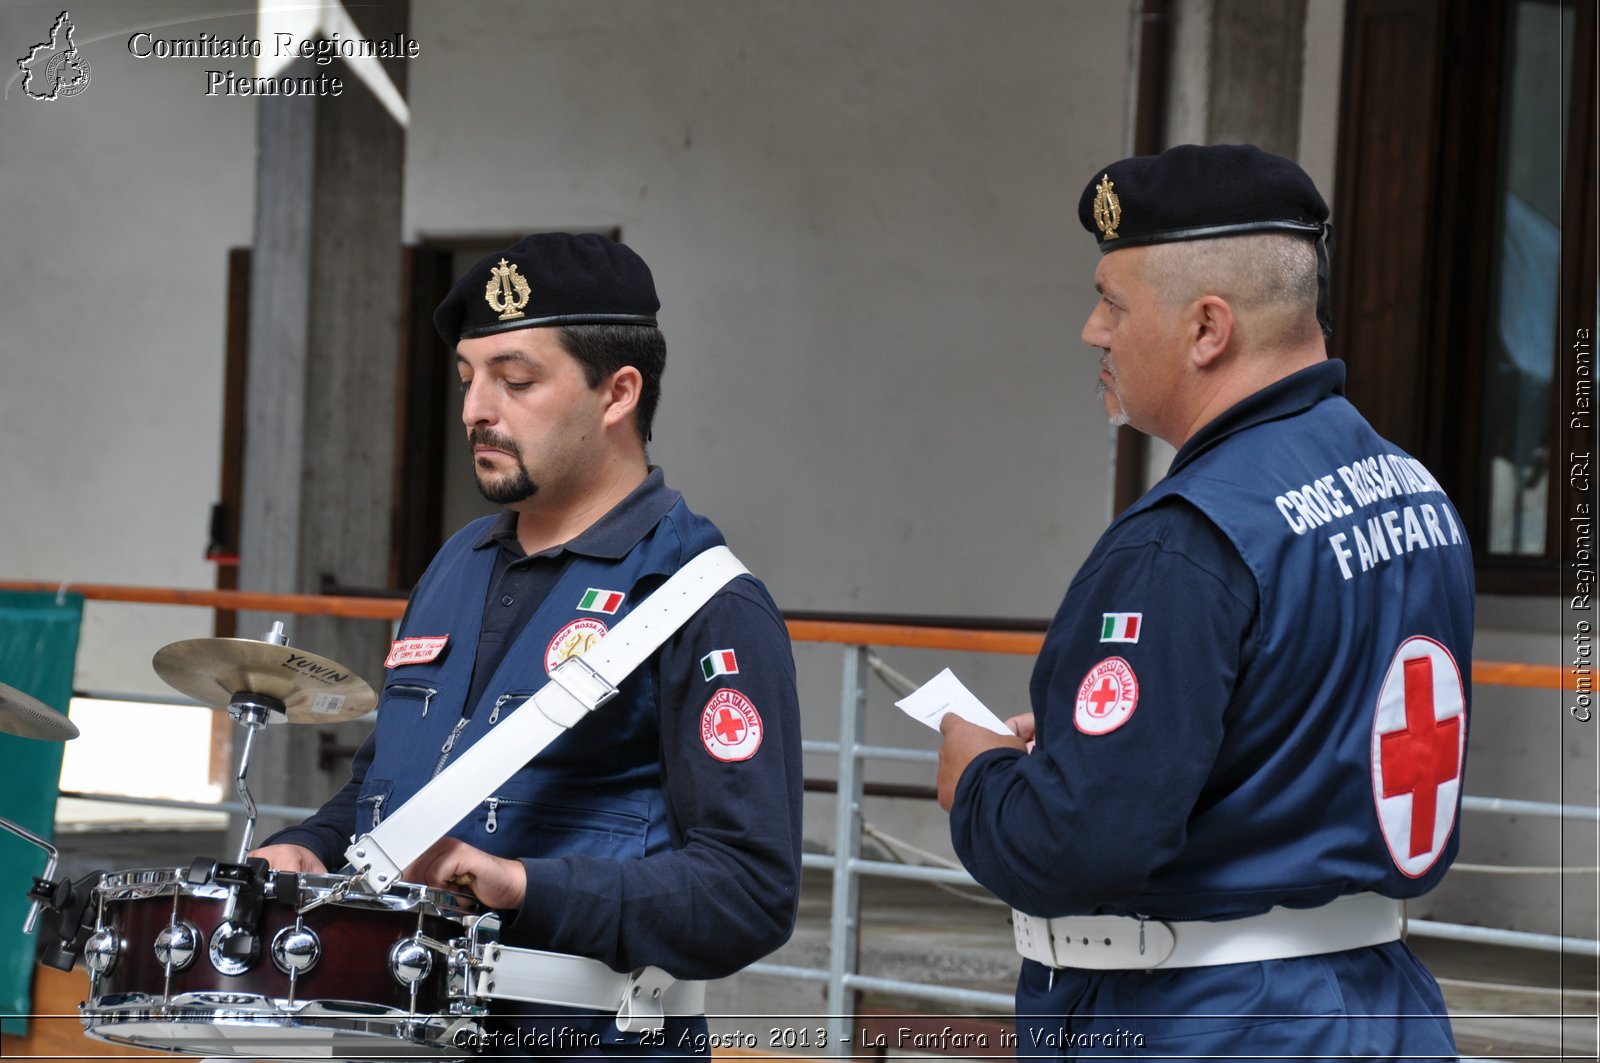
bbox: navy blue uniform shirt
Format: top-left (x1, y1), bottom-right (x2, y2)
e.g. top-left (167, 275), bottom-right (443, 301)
top-left (266, 469), bottom-right (803, 1048)
top-left (950, 361), bottom-right (1473, 1058)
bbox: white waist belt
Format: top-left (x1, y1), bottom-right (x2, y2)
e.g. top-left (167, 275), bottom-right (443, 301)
top-left (474, 943), bottom-right (706, 1033)
top-left (1013, 893), bottom-right (1403, 970)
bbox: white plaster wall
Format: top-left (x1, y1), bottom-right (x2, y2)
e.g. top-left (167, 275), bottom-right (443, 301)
top-left (404, 0), bottom-right (1136, 855)
top-left (0, 2), bottom-right (258, 694)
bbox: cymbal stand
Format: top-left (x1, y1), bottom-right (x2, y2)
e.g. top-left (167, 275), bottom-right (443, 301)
top-left (227, 621), bottom-right (289, 863)
top-left (0, 814), bottom-right (58, 933)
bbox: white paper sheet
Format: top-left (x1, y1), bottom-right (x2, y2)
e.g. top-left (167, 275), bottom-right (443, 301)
top-left (895, 667), bottom-right (1013, 736)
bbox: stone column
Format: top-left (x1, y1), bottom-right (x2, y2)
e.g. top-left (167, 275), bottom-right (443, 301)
top-left (233, 1), bottom-right (411, 853)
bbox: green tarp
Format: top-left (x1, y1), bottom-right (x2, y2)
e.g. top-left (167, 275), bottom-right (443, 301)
top-left (0, 591), bottom-right (83, 1036)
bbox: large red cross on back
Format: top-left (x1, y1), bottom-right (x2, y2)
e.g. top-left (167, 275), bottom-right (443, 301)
top-left (1379, 656), bottom-right (1461, 857)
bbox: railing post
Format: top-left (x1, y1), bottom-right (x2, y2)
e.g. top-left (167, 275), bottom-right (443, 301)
top-left (827, 644), bottom-right (869, 1056)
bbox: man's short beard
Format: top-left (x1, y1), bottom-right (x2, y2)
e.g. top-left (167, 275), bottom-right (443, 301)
top-left (477, 463), bottom-right (537, 504)
top-left (469, 427), bottom-right (537, 504)
top-left (1096, 376), bottom-right (1131, 428)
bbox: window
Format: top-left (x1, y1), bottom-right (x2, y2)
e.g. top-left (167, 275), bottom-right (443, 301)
top-left (1334, 0), bottom-right (1595, 594)
top-left (1479, 0), bottom-right (1572, 557)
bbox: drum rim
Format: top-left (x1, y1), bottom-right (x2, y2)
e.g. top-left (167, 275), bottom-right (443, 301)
top-left (81, 997), bottom-right (480, 1058)
top-left (94, 867), bottom-right (481, 918)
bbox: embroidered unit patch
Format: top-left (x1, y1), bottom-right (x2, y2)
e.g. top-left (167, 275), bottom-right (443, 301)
top-left (700, 688), bottom-right (763, 762)
top-left (385, 636), bottom-right (448, 669)
top-left (545, 618), bottom-right (608, 674)
top-left (1073, 657), bottom-right (1140, 735)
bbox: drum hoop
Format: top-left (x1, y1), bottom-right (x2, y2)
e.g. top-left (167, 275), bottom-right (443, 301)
top-left (85, 989), bottom-right (485, 1020)
top-left (94, 867), bottom-right (480, 919)
top-left (81, 998), bottom-right (481, 1056)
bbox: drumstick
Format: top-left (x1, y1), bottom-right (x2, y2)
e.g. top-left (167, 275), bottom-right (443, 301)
top-left (449, 872), bottom-right (476, 887)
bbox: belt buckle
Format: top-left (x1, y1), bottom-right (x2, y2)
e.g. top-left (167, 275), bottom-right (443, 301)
top-left (547, 654), bottom-right (619, 718)
top-left (615, 966), bottom-right (673, 1033)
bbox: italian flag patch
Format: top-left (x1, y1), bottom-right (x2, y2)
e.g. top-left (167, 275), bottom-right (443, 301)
top-left (700, 649), bottom-right (739, 681)
top-left (1100, 612), bottom-right (1142, 643)
top-left (577, 588), bottom-right (625, 615)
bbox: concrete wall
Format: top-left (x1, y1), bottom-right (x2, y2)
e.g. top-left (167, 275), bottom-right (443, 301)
top-left (0, 2), bottom-right (258, 694)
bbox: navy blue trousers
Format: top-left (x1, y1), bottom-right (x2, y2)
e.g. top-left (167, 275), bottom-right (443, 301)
top-left (1015, 941), bottom-right (1457, 1061)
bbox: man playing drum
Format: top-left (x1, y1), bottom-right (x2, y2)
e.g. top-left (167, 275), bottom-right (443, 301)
top-left (254, 232), bottom-right (804, 1057)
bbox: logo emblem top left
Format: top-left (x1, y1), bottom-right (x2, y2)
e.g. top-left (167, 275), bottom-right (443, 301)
top-left (18, 11), bottom-right (91, 101)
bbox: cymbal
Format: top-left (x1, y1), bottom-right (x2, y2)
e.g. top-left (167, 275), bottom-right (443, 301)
top-left (152, 639), bottom-right (377, 724)
top-left (0, 681), bottom-right (79, 741)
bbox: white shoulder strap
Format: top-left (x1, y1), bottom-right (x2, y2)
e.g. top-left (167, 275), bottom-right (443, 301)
top-left (347, 546), bottom-right (749, 890)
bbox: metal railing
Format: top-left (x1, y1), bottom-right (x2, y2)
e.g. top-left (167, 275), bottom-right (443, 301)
top-left (738, 640), bottom-right (1600, 1051)
top-left (3, 578), bottom-right (1596, 1054)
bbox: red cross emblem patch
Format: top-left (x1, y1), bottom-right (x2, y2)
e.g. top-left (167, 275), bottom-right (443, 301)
top-left (1371, 636), bottom-right (1466, 877)
top-left (545, 618), bottom-right (607, 674)
top-left (701, 688), bottom-right (763, 762)
top-left (1074, 657), bottom-right (1139, 735)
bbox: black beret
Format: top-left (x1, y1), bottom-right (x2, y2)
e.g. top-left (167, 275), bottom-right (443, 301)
top-left (1078, 144), bottom-right (1328, 252)
top-left (434, 232), bottom-right (659, 345)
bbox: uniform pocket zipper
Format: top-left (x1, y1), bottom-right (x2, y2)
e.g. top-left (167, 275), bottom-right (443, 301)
top-left (387, 683), bottom-right (438, 719)
top-left (489, 693), bottom-right (516, 726)
top-left (431, 718), bottom-right (471, 777)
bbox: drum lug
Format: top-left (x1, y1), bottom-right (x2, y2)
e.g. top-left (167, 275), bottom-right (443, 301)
top-left (389, 936), bottom-right (434, 988)
top-left (154, 920), bottom-right (201, 973)
top-left (83, 928), bottom-right (119, 977)
top-left (209, 921), bottom-right (261, 976)
top-left (270, 922), bottom-right (322, 977)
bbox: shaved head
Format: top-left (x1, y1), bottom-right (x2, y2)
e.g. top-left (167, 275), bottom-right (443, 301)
top-left (1138, 233), bottom-right (1321, 349)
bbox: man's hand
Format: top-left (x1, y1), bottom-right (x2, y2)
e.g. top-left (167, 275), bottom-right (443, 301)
top-left (248, 844), bottom-right (327, 873)
top-left (1005, 713), bottom-right (1037, 751)
top-left (937, 715), bottom-right (1026, 811)
top-left (404, 837), bottom-right (527, 910)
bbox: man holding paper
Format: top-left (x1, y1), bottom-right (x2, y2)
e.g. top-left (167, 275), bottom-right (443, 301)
top-left (253, 233), bottom-right (803, 1057)
top-left (936, 146), bottom-right (1473, 1060)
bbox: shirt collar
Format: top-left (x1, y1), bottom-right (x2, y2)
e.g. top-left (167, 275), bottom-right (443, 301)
top-left (473, 466), bottom-right (681, 560)
top-left (1167, 359), bottom-right (1346, 476)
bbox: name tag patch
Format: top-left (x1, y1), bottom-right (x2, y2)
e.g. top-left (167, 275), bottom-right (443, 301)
top-left (385, 636), bottom-right (448, 669)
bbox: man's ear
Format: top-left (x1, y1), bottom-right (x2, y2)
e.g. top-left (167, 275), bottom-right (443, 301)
top-left (600, 365), bottom-right (643, 429)
top-left (1189, 295), bottom-right (1235, 368)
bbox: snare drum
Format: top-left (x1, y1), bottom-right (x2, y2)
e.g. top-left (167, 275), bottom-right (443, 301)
top-left (78, 867), bottom-right (485, 1059)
